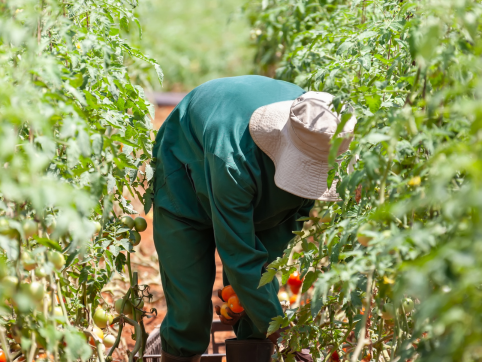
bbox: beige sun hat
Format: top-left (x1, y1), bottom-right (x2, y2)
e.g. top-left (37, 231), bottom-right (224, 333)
top-left (249, 91), bottom-right (357, 201)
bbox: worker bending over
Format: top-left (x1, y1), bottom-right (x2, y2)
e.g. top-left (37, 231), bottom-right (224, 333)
top-left (152, 75), bottom-right (356, 362)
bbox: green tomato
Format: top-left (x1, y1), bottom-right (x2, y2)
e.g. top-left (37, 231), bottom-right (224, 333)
top-left (24, 281), bottom-right (45, 302)
top-left (391, 162), bottom-right (402, 175)
top-left (0, 219), bottom-right (18, 239)
top-left (107, 312), bottom-right (114, 325)
top-left (0, 227), bottom-right (19, 240)
top-left (401, 298), bottom-right (414, 314)
top-left (126, 313), bottom-right (142, 322)
top-left (93, 221), bottom-right (102, 234)
top-left (21, 252), bottom-right (37, 271)
top-left (53, 306), bottom-right (63, 317)
top-left (319, 212), bottom-right (332, 224)
top-left (48, 251), bottom-right (65, 270)
top-left (2, 276), bottom-right (18, 297)
top-left (132, 298), bottom-right (144, 310)
top-left (22, 220), bottom-right (38, 239)
top-left (130, 230), bottom-right (141, 246)
top-left (93, 308), bottom-right (111, 328)
top-left (114, 298), bottom-right (132, 315)
top-left (134, 217), bottom-right (147, 232)
top-left (0, 218), bottom-right (9, 232)
top-left (120, 215), bottom-right (135, 229)
top-left (401, 155), bottom-right (415, 166)
top-left (35, 267), bottom-right (47, 278)
top-left (103, 334), bottom-right (116, 348)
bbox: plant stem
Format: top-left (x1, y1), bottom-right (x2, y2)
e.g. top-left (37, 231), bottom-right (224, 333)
top-left (27, 332), bottom-right (37, 362)
top-left (351, 268), bottom-right (375, 362)
top-left (379, 155), bottom-right (393, 205)
top-left (374, 319), bottom-right (384, 362)
top-left (126, 254), bottom-right (137, 323)
top-left (0, 328), bottom-right (12, 362)
top-left (56, 277), bottom-right (70, 325)
top-left (84, 330), bottom-right (105, 362)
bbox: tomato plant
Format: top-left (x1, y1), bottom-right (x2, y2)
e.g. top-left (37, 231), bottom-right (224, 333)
top-left (247, 0), bottom-right (482, 360)
top-left (0, 0), bottom-right (159, 361)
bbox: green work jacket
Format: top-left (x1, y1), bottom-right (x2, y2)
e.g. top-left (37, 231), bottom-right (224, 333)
top-left (152, 75), bottom-right (314, 335)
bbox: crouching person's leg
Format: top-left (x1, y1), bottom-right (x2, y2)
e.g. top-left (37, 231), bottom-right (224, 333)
top-left (153, 207), bottom-right (216, 361)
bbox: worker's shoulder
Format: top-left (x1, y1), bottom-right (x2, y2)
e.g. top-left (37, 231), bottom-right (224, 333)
top-left (196, 75), bottom-right (285, 86)
top-left (192, 75), bottom-right (302, 99)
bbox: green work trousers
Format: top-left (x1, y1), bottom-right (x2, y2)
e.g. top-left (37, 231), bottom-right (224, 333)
top-left (153, 207), bottom-right (285, 357)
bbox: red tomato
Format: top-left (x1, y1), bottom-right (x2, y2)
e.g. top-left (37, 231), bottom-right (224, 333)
top-left (221, 285), bottom-right (236, 302)
top-left (289, 284), bottom-right (301, 295)
top-left (287, 271), bottom-right (303, 288)
top-left (331, 350), bottom-right (340, 362)
top-left (0, 349), bottom-right (6, 362)
top-left (227, 295), bottom-right (244, 313)
top-left (288, 272), bottom-right (303, 295)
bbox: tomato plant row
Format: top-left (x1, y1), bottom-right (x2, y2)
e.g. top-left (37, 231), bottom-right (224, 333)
top-left (247, 0), bottom-right (482, 361)
top-left (0, 1), bottom-right (159, 362)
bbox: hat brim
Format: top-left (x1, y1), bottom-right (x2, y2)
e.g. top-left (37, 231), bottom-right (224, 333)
top-left (249, 101), bottom-right (341, 201)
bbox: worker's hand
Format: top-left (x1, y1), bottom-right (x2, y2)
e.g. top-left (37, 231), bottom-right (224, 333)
top-left (214, 304), bottom-right (245, 325)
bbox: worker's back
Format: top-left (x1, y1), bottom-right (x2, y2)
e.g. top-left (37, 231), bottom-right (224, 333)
top-left (153, 76), bottom-right (312, 235)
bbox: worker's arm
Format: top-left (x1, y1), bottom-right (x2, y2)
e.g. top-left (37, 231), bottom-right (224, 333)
top-left (206, 152), bottom-right (283, 334)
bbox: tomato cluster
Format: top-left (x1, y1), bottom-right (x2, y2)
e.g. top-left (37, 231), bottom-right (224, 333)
top-left (218, 285), bottom-right (244, 320)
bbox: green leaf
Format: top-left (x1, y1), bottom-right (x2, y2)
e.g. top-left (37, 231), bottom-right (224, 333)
top-left (258, 268), bottom-right (277, 288)
top-left (145, 164), bottom-right (154, 181)
top-left (302, 271), bottom-right (318, 294)
top-left (120, 16), bottom-right (129, 32)
top-left (134, 18), bottom-right (142, 39)
top-left (154, 64), bottom-right (164, 85)
top-left (310, 279), bottom-right (326, 318)
top-left (365, 94), bottom-right (381, 113)
top-left (64, 250), bottom-right (80, 269)
top-left (328, 137), bottom-right (343, 166)
top-left (111, 134), bottom-right (139, 148)
top-left (364, 133), bottom-right (390, 144)
top-left (357, 55), bottom-right (371, 71)
top-left (144, 187), bottom-right (153, 214)
top-left (358, 31), bottom-right (378, 40)
top-left (115, 253), bottom-right (127, 273)
top-left (0, 236), bottom-right (19, 261)
top-left (267, 256), bottom-right (288, 270)
top-left (267, 315), bottom-right (286, 337)
top-left (34, 237), bottom-right (62, 252)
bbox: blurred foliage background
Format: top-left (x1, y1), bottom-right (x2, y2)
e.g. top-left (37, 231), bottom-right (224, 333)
top-left (128, 0), bottom-right (254, 91)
